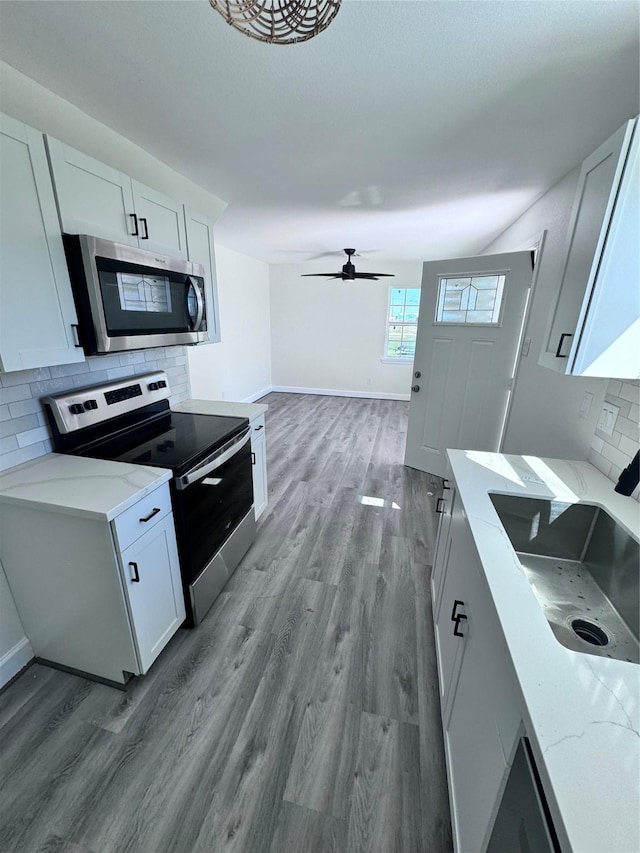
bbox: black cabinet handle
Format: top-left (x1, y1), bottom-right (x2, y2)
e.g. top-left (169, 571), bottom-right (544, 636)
top-left (71, 324), bottom-right (83, 348)
top-left (436, 497), bottom-right (446, 514)
top-left (251, 451), bottom-right (256, 465)
top-left (254, 424), bottom-right (264, 432)
top-left (451, 599), bottom-right (464, 620)
top-left (442, 478), bottom-right (450, 490)
top-left (139, 507), bottom-right (161, 523)
top-left (129, 213), bottom-right (139, 237)
top-left (453, 615), bottom-right (467, 637)
top-left (129, 561), bottom-right (140, 583)
top-left (140, 217), bottom-right (149, 240)
top-left (555, 332), bottom-right (573, 358)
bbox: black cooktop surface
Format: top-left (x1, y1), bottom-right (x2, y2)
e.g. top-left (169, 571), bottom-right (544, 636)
top-left (74, 410), bottom-right (248, 476)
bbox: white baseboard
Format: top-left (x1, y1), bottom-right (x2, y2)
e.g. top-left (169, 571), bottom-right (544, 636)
top-left (270, 385), bottom-right (411, 402)
top-left (0, 636), bottom-right (34, 688)
top-left (243, 385), bottom-right (274, 403)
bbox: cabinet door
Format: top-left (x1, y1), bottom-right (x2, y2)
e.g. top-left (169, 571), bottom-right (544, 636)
top-left (433, 499), bottom-right (469, 729)
top-left (0, 115), bottom-right (85, 371)
top-left (570, 122), bottom-right (640, 378)
top-left (540, 119), bottom-right (636, 373)
top-left (251, 422), bottom-right (268, 520)
top-left (46, 136), bottom-right (138, 246)
top-left (184, 206), bottom-right (221, 342)
top-left (132, 180), bottom-right (188, 259)
top-left (444, 536), bottom-right (521, 853)
top-left (432, 487), bottom-right (455, 612)
top-left (119, 514), bottom-right (185, 673)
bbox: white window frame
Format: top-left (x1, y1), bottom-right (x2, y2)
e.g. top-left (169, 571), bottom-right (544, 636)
top-left (381, 286), bottom-right (420, 363)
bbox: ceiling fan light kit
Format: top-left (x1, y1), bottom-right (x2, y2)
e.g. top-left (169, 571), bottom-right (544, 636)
top-left (209, 0), bottom-right (342, 44)
top-left (302, 248), bottom-right (395, 281)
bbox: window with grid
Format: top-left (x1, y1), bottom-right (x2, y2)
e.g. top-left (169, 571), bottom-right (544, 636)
top-left (385, 288), bottom-right (420, 359)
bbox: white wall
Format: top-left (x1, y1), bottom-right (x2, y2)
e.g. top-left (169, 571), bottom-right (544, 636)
top-left (0, 62), bottom-right (226, 222)
top-left (269, 261), bottom-right (422, 399)
top-left (187, 246), bottom-right (272, 402)
top-left (482, 167), bottom-right (609, 460)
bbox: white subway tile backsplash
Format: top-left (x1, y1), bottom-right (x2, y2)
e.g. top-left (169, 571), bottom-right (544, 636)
top-left (0, 347), bottom-right (190, 473)
top-left (619, 382), bottom-right (640, 405)
top-left (8, 397), bottom-right (43, 418)
top-left (601, 441), bottom-right (629, 469)
top-left (590, 378), bottom-right (639, 500)
top-left (17, 425), bottom-right (50, 448)
top-left (588, 448), bottom-right (612, 478)
top-left (0, 414), bottom-right (40, 438)
top-left (0, 366), bottom-right (51, 387)
top-left (0, 435), bottom-right (19, 455)
top-left (0, 384), bottom-right (32, 406)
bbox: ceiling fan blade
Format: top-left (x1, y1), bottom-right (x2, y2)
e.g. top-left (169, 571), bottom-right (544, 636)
top-left (301, 273), bottom-right (345, 277)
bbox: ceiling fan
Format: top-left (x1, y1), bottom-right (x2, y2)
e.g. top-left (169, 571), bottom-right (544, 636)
top-left (301, 249), bottom-right (394, 281)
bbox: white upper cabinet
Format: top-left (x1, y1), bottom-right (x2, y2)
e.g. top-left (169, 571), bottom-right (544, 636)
top-left (184, 206), bottom-right (221, 342)
top-left (0, 113), bottom-right (85, 372)
top-left (540, 117), bottom-right (638, 378)
top-left (46, 137), bottom-right (188, 259)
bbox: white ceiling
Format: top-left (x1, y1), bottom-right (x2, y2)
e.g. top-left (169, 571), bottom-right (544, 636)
top-left (0, 0), bottom-right (638, 264)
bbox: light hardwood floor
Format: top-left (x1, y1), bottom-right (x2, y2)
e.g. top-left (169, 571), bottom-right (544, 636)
top-left (0, 393), bottom-right (453, 853)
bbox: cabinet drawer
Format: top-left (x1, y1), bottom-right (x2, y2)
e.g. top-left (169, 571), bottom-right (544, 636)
top-left (112, 482), bottom-right (172, 552)
top-left (251, 414), bottom-right (265, 439)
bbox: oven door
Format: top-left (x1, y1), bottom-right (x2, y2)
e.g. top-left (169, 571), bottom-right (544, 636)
top-left (173, 428), bottom-right (254, 590)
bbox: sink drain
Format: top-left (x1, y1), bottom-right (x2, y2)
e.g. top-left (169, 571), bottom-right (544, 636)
top-left (571, 619), bottom-right (609, 647)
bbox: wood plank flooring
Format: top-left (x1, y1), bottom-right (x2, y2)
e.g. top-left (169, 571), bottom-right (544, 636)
top-left (0, 393), bottom-right (453, 853)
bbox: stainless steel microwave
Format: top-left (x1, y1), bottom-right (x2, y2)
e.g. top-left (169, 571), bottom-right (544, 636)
top-left (63, 234), bottom-right (208, 354)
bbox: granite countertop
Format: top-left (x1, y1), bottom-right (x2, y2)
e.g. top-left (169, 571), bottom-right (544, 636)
top-left (174, 398), bottom-right (268, 421)
top-left (0, 453), bottom-right (171, 521)
top-left (447, 450), bottom-right (639, 853)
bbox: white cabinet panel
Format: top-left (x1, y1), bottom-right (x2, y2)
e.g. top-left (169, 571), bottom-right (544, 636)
top-left (132, 180), bottom-right (188, 259)
top-left (251, 423), bottom-right (268, 520)
top-left (46, 136), bottom-right (137, 246)
top-left (540, 117), bottom-right (638, 377)
top-left (120, 514), bottom-right (185, 673)
top-left (112, 481), bottom-right (173, 552)
top-left (0, 114), bottom-right (84, 372)
top-left (184, 207), bottom-right (221, 342)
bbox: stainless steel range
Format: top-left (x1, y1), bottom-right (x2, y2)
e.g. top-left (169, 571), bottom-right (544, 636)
top-left (43, 371), bottom-right (256, 626)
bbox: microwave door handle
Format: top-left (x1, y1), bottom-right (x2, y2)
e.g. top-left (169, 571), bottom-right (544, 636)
top-left (187, 278), bottom-right (205, 331)
top-left (176, 427), bottom-right (251, 489)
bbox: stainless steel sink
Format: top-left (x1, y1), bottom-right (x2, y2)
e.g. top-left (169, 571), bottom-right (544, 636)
top-left (489, 494), bottom-right (639, 664)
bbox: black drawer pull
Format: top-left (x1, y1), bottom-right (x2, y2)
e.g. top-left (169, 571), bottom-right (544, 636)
top-left (555, 332), bottom-right (573, 358)
top-left (442, 478), bottom-right (450, 490)
top-left (436, 498), bottom-right (446, 514)
top-left (251, 452), bottom-right (256, 465)
top-left (254, 424), bottom-right (264, 432)
top-left (453, 615), bottom-right (467, 637)
top-left (139, 507), bottom-right (161, 523)
top-left (451, 599), bottom-right (464, 620)
top-left (71, 324), bottom-right (83, 348)
top-left (140, 217), bottom-right (149, 240)
top-left (129, 561), bottom-right (140, 583)
top-left (129, 213), bottom-right (139, 237)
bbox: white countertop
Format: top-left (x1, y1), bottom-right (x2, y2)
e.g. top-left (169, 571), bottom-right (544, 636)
top-left (0, 453), bottom-right (171, 521)
top-left (447, 450), bottom-right (639, 853)
top-left (174, 398), bottom-right (268, 421)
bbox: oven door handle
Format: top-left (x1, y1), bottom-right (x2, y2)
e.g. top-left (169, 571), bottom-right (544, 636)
top-left (175, 427), bottom-right (251, 490)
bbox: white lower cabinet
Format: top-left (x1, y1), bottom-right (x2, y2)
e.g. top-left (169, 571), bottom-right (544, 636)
top-left (0, 480), bottom-right (185, 685)
top-left (433, 492), bottom-right (521, 853)
top-left (250, 413), bottom-right (268, 520)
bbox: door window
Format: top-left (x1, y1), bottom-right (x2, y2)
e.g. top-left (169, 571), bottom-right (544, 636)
top-left (435, 274), bottom-right (505, 324)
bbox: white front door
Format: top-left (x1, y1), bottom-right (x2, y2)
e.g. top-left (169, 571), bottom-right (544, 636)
top-left (404, 251), bottom-right (533, 477)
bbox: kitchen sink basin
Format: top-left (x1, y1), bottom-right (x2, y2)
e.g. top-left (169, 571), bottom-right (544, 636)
top-left (489, 494), bottom-right (639, 664)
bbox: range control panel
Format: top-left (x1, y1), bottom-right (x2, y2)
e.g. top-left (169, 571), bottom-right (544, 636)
top-left (43, 372), bottom-right (171, 434)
